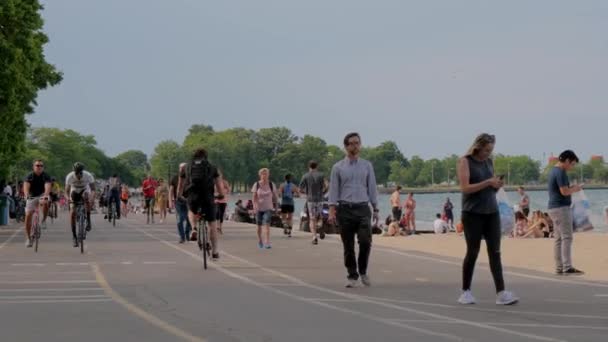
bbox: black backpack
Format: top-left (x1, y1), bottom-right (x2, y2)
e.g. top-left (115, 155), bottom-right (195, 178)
top-left (187, 158), bottom-right (214, 194)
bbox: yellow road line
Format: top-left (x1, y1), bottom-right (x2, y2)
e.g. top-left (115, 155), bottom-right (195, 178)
top-left (90, 263), bottom-right (206, 342)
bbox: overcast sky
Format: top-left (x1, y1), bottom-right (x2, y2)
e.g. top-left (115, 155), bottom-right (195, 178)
top-left (32, 0), bottom-right (608, 162)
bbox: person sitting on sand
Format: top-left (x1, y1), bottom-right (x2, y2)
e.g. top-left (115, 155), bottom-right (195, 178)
top-left (522, 210), bottom-right (546, 238)
top-left (514, 211), bottom-right (528, 237)
top-left (433, 213), bottom-right (449, 234)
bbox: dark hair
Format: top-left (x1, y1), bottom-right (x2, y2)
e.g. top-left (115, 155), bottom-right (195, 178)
top-left (558, 150), bottom-right (579, 163)
top-left (284, 174), bottom-right (292, 182)
top-left (396, 186), bottom-right (402, 191)
top-left (193, 148), bottom-right (208, 159)
top-left (515, 211), bottom-right (527, 221)
top-left (436, 213), bottom-right (441, 218)
top-left (343, 132), bottom-right (361, 146)
top-left (308, 160), bottom-right (318, 169)
top-left (518, 186), bottom-right (524, 190)
top-left (113, 174), bottom-right (118, 178)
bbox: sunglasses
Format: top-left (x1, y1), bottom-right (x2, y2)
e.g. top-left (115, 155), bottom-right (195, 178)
top-left (34, 164), bottom-right (44, 168)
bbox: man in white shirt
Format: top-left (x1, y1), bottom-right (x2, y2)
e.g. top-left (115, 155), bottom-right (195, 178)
top-left (433, 213), bottom-right (449, 234)
top-left (65, 162), bottom-right (96, 247)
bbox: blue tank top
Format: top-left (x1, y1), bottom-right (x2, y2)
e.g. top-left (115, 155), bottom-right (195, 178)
top-left (282, 182), bottom-right (294, 206)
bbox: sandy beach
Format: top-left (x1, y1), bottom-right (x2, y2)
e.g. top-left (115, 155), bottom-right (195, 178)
top-left (374, 232), bottom-right (608, 282)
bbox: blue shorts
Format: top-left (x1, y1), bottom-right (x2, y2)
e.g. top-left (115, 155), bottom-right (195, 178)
top-left (256, 210), bottom-right (273, 226)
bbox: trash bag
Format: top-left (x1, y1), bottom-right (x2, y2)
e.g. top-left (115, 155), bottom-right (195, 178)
top-left (572, 190), bottom-right (594, 232)
top-left (496, 188), bottom-right (515, 236)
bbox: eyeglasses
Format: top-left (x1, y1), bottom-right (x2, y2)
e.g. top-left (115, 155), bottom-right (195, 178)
top-left (34, 164), bottom-right (44, 168)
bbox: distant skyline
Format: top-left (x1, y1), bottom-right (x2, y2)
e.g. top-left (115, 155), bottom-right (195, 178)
top-left (31, 0), bottom-right (608, 161)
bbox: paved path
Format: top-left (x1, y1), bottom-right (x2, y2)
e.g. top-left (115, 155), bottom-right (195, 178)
top-left (1, 212), bottom-right (607, 342)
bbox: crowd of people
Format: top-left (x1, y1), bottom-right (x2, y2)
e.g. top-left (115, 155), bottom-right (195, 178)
top-left (4, 130), bottom-right (597, 307)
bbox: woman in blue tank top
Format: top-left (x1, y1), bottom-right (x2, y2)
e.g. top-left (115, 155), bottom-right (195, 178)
top-left (279, 174), bottom-right (299, 236)
top-left (457, 133), bottom-right (519, 306)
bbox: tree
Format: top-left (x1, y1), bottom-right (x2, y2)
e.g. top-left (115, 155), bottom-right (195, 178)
top-left (361, 141), bottom-right (408, 186)
top-left (0, 0), bottom-right (62, 178)
top-left (114, 150), bottom-right (148, 182)
top-left (149, 140), bottom-right (187, 181)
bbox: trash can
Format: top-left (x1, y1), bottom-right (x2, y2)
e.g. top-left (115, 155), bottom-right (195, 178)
top-left (0, 195), bottom-right (8, 225)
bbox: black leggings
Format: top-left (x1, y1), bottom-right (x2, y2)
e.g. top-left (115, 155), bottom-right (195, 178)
top-left (216, 203), bottom-right (227, 223)
top-left (461, 211), bottom-right (505, 293)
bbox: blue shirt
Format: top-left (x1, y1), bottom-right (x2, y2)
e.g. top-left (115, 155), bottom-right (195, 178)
top-left (328, 157), bottom-right (378, 207)
top-left (548, 166), bottom-right (571, 209)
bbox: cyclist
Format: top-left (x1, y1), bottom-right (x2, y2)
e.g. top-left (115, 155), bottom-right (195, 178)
top-left (107, 174), bottom-right (121, 221)
top-left (49, 177), bottom-right (60, 220)
top-left (65, 162), bottom-right (96, 247)
top-left (142, 174), bottom-right (157, 224)
top-left (23, 159), bottom-right (52, 247)
top-left (177, 148), bottom-right (225, 259)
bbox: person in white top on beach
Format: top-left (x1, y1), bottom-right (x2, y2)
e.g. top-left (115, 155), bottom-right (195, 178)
top-left (433, 213), bottom-right (449, 234)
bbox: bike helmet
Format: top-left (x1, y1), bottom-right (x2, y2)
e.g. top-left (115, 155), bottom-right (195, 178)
top-left (73, 162), bottom-right (85, 174)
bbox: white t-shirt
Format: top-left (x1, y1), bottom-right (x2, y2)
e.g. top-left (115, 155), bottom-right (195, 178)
top-left (433, 219), bottom-right (449, 234)
top-left (65, 171), bottom-right (95, 192)
top-left (3, 185), bottom-right (12, 196)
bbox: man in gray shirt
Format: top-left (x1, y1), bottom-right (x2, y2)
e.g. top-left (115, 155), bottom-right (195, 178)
top-left (547, 150), bottom-right (583, 275)
top-left (300, 160), bottom-right (326, 245)
top-left (328, 132), bottom-right (379, 288)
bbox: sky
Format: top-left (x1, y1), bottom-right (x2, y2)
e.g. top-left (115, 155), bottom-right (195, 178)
top-left (31, 0), bottom-right (608, 163)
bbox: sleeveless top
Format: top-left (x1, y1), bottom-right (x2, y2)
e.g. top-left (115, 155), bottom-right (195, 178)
top-left (462, 156), bottom-right (497, 214)
top-left (282, 182), bottom-right (294, 206)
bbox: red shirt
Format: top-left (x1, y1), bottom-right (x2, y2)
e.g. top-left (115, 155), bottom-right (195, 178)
top-left (142, 178), bottom-right (157, 198)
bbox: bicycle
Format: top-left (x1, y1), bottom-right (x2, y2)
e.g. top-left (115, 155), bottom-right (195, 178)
top-left (195, 209), bottom-right (211, 270)
top-left (108, 197), bottom-right (117, 227)
top-left (49, 198), bottom-right (58, 224)
top-left (73, 199), bottom-right (87, 254)
top-left (28, 197), bottom-right (45, 252)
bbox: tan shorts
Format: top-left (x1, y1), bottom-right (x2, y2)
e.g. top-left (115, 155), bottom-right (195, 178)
top-left (26, 196), bottom-right (46, 214)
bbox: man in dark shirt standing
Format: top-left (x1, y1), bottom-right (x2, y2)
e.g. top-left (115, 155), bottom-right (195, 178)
top-left (328, 133), bottom-right (379, 288)
top-left (300, 160), bottom-right (326, 245)
top-left (547, 150), bottom-right (583, 275)
top-left (23, 159), bottom-right (52, 247)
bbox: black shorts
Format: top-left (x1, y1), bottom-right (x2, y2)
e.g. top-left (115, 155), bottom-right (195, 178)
top-left (187, 193), bottom-right (216, 222)
top-left (391, 207), bottom-right (402, 221)
top-left (50, 193), bottom-right (59, 202)
top-left (281, 204), bottom-right (294, 214)
top-left (121, 199), bottom-right (128, 204)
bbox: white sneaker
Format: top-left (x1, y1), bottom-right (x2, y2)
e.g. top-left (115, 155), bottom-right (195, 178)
top-left (25, 238), bottom-right (33, 248)
top-left (457, 290), bottom-right (476, 304)
top-left (496, 291), bottom-right (519, 305)
top-left (360, 275), bottom-right (371, 287)
top-left (345, 278), bottom-right (358, 288)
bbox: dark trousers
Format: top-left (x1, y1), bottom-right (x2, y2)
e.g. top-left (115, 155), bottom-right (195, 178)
top-left (461, 211), bottom-right (505, 293)
top-left (175, 200), bottom-right (191, 241)
top-left (337, 204), bottom-right (372, 280)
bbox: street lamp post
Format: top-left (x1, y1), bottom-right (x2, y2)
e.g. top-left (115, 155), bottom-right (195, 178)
top-left (431, 162), bottom-right (435, 187)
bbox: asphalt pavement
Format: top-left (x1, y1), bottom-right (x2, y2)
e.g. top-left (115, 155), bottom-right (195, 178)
top-left (1, 210), bottom-right (607, 342)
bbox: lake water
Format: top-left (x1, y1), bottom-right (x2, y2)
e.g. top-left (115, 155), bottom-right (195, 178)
top-left (231, 189), bottom-right (608, 232)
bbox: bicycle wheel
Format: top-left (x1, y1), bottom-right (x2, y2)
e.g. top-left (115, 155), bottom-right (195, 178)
top-left (33, 218), bottom-right (40, 253)
top-left (112, 203), bottom-right (116, 227)
top-left (200, 221), bottom-right (207, 270)
top-left (78, 207), bottom-right (85, 254)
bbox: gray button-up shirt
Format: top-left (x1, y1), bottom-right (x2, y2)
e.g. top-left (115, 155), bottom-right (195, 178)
top-left (328, 157), bottom-right (378, 207)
